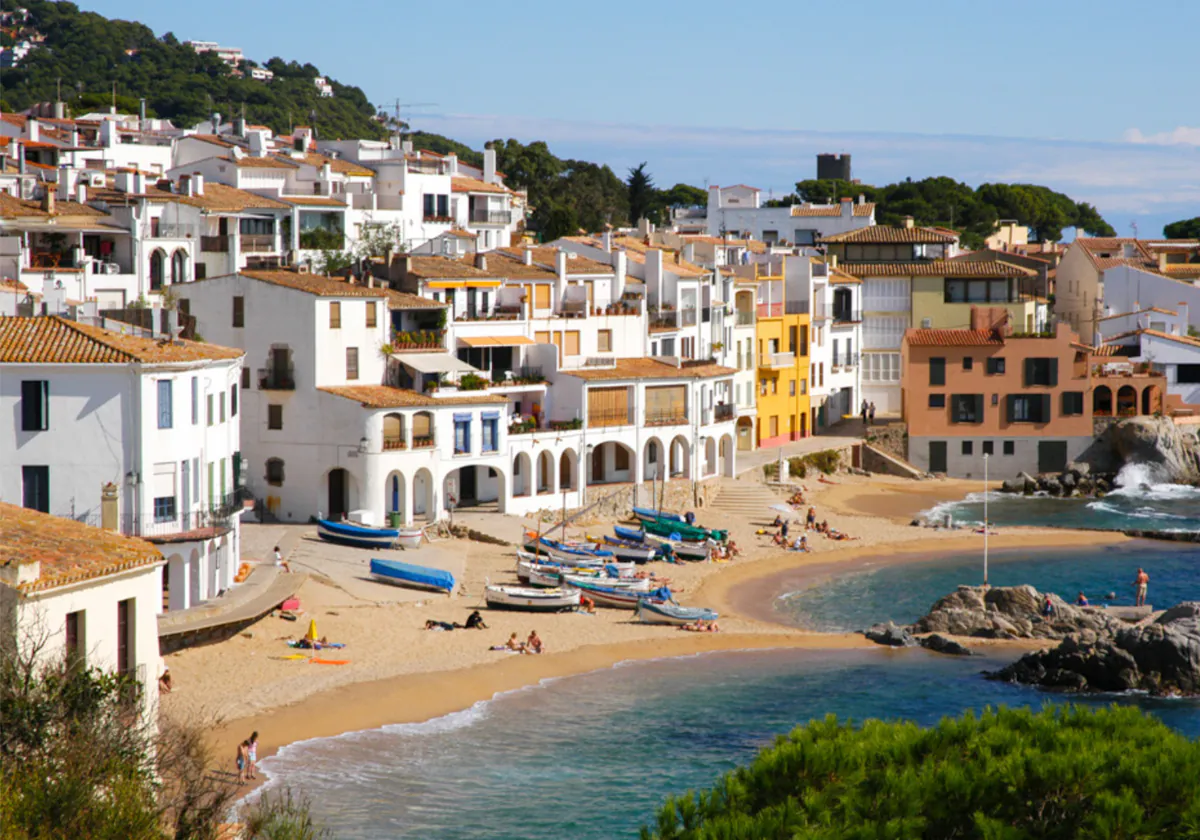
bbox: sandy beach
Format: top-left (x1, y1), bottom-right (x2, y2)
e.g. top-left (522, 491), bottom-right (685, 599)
top-left (161, 471), bottom-right (1125, 776)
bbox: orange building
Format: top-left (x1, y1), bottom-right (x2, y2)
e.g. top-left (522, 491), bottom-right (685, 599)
top-left (901, 307), bottom-right (1164, 478)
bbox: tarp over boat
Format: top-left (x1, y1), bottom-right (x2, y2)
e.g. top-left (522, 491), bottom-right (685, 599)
top-left (369, 558), bottom-right (455, 593)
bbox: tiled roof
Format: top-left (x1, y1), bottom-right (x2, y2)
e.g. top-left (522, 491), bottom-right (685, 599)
top-left (237, 269), bottom-right (389, 298)
top-left (185, 183), bottom-right (289, 212)
top-left (496, 246), bottom-right (612, 276)
top-left (829, 267), bottom-right (861, 284)
top-left (790, 203), bottom-right (875, 218)
top-left (472, 251), bottom-right (556, 280)
top-left (1098, 307), bottom-right (1178, 321)
top-left (276, 152), bottom-right (374, 177)
top-left (451, 176), bottom-right (510, 194)
top-left (904, 328), bottom-right (1004, 347)
top-left (611, 237), bottom-right (709, 277)
top-left (820, 226), bottom-right (958, 244)
top-left (1109, 329), bottom-right (1200, 351)
top-left (407, 256), bottom-right (498, 279)
top-left (383, 288), bottom-right (447, 310)
top-left (0, 193), bottom-right (104, 218)
top-left (0, 502), bottom-right (162, 594)
top-left (319, 385), bottom-right (509, 408)
top-left (0, 316), bottom-right (244, 364)
top-left (186, 134), bottom-right (238, 148)
top-left (562, 358), bottom-right (737, 381)
top-left (844, 259), bottom-right (1031, 278)
top-left (230, 155), bottom-right (294, 169)
top-left (273, 195), bottom-right (347, 207)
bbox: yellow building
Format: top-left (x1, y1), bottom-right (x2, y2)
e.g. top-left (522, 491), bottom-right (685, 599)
top-left (751, 264), bottom-right (811, 447)
top-left (907, 260), bottom-right (1044, 333)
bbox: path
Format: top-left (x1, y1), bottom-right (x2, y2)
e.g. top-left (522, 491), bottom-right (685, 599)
top-left (736, 434), bottom-right (861, 475)
top-left (707, 476), bottom-right (787, 526)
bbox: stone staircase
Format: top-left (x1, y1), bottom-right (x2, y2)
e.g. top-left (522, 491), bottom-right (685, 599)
top-left (706, 476), bottom-right (786, 521)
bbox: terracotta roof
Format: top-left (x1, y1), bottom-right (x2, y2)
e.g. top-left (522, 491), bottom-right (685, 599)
top-left (844, 259), bottom-right (1031, 278)
top-left (820, 226), bottom-right (958, 244)
top-left (904, 328), bottom-right (1004, 347)
top-left (496, 246), bottom-right (612, 276)
top-left (451, 176), bottom-right (510, 195)
top-left (611, 238), bottom-right (708, 277)
top-left (275, 152), bottom-right (374, 177)
top-left (1163, 265), bottom-right (1200, 278)
top-left (185, 183), bottom-right (288, 212)
top-left (0, 316), bottom-right (244, 364)
top-left (407, 256), bottom-right (498, 280)
top-left (186, 134), bottom-right (238, 148)
top-left (0, 193), bottom-right (104, 218)
top-left (236, 269), bottom-right (388, 298)
top-left (1108, 329), bottom-right (1200, 351)
top-left (383, 288), bottom-right (447, 310)
top-left (790, 203), bottom-right (875, 218)
top-left (829, 267), bottom-right (861, 284)
top-left (1098, 307), bottom-right (1178, 321)
top-left (562, 358), bottom-right (736, 382)
top-left (0, 502), bottom-right (162, 594)
top-left (319, 385), bottom-right (508, 408)
top-left (273, 195), bottom-right (347, 208)
top-left (230, 155), bottom-right (294, 169)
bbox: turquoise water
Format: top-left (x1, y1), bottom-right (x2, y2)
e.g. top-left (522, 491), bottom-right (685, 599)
top-left (258, 648), bottom-right (1200, 840)
top-left (777, 540), bottom-right (1200, 632)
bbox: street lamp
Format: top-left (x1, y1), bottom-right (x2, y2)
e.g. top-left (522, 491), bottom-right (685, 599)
top-left (983, 452), bottom-right (990, 588)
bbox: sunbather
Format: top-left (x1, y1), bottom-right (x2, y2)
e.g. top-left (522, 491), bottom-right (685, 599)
top-left (425, 620), bottom-right (457, 631)
top-left (526, 630), bottom-right (544, 654)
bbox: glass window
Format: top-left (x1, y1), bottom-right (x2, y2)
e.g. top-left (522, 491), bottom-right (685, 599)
top-left (928, 394), bottom-right (945, 408)
top-left (1003, 441), bottom-right (1015, 455)
top-left (454, 419), bottom-right (471, 454)
top-left (157, 380), bottom-right (173, 429)
top-left (962, 441), bottom-right (973, 455)
top-left (346, 347), bottom-right (359, 380)
top-left (951, 394), bottom-right (982, 423)
top-left (268, 405), bottom-right (283, 430)
top-left (482, 418), bottom-right (498, 452)
top-left (266, 458), bottom-right (285, 485)
top-left (963, 357), bottom-right (973, 371)
top-left (22, 465), bottom-right (49, 513)
top-left (944, 279), bottom-right (967, 303)
top-left (366, 301), bottom-right (377, 328)
top-left (233, 296), bottom-right (244, 327)
top-left (20, 380), bottom-right (48, 431)
top-left (982, 441), bottom-right (994, 455)
top-left (329, 302), bottom-right (341, 328)
top-left (207, 394), bottom-right (214, 426)
top-left (231, 384), bottom-right (239, 417)
top-left (929, 357), bottom-right (946, 386)
top-left (219, 391), bottom-right (226, 423)
top-left (153, 496), bottom-right (176, 522)
top-left (986, 357), bottom-right (1005, 375)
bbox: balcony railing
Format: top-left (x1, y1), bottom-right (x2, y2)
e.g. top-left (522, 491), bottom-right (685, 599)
top-left (757, 302), bottom-right (782, 318)
top-left (811, 303), bottom-right (829, 320)
top-left (832, 353), bottom-right (860, 369)
top-left (496, 366), bottom-right (545, 385)
top-left (120, 489), bottom-right (248, 539)
top-left (258, 368), bottom-right (296, 390)
top-left (201, 235), bottom-right (229, 253)
top-left (650, 312), bottom-right (679, 331)
top-left (382, 435), bottom-right (406, 451)
top-left (645, 410), bottom-right (688, 427)
top-left (151, 223), bottom-right (196, 238)
top-left (587, 409), bottom-right (632, 428)
top-left (759, 352), bottom-right (795, 369)
top-left (714, 403), bottom-right (736, 421)
top-left (832, 308), bottom-right (862, 324)
top-left (422, 214), bottom-right (454, 223)
top-left (735, 311), bottom-right (754, 326)
top-left (412, 434), bottom-right (436, 449)
top-left (241, 234), bottom-right (277, 253)
top-left (391, 330), bottom-right (444, 350)
top-left (558, 300), bottom-right (587, 318)
top-left (469, 210), bottom-right (513, 225)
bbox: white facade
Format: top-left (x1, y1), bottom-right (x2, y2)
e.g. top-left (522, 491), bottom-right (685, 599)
top-left (810, 269), bottom-right (864, 428)
top-left (1092, 264), bottom-right (1200, 343)
top-left (703, 187), bottom-right (875, 244)
top-left (860, 275), bottom-right (910, 413)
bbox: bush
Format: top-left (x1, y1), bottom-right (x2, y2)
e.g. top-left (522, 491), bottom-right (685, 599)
top-left (762, 450), bottom-right (840, 481)
top-left (643, 705), bottom-right (1200, 839)
top-left (244, 788), bottom-right (332, 840)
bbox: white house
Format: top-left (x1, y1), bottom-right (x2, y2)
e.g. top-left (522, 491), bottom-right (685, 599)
top-left (0, 315), bottom-right (245, 612)
top-left (809, 259), bottom-right (864, 428)
top-left (702, 187), bottom-right (875, 244)
top-left (0, 502), bottom-right (165, 726)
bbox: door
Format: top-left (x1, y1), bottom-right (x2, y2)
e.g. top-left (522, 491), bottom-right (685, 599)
top-left (181, 460), bottom-right (191, 518)
top-left (928, 441), bottom-right (947, 474)
top-left (1038, 441), bottom-right (1068, 474)
top-left (592, 446), bottom-right (605, 482)
top-left (22, 465), bottom-right (49, 513)
top-left (466, 288), bottom-right (478, 320)
top-left (459, 468), bottom-right (477, 504)
top-left (328, 468), bottom-right (348, 519)
top-left (271, 347), bottom-right (289, 379)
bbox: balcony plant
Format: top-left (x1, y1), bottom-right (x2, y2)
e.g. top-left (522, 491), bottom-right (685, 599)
top-left (459, 372), bottom-right (489, 391)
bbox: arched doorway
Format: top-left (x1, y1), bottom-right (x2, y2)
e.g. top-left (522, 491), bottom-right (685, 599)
top-left (704, 437), bottom-right (717, 476)
top-left (559, 449), bottom-right (577, 491)
top-left (669, 435), bottom-right (690, 478)
top-left (385, 470), bottom-right (406, 521)
top-left (643, 437), bottom-right (664, 481)
top-left (588, 442), bottom-right (634, 485)
top-left (413, 467), bottom-right (434, 520)
top-left (736, 416), bottom-right (754, 451)
top-left (327, 468), bottom-right (349, 519)
top-left (1117, 385), bottom-right (1137, 417)
top-left (1142, 384), bottom-right (1160, 415)
top-left (513, 452), bottom-right (532, 497)
top-left (149, 249), bottom-right (166, 291)
top-left (1093, 385), bottom-right (1112, 417)
top-left (171, 248), bottom-right (188, 285)
top-left (720, 434), bottom-right (735, 477)
top-left (537, 450), bottom-right (554, 494)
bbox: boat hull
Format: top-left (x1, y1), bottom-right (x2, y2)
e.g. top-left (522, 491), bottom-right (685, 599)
top-left (318, 519), bottom-right (398, 549)
top-left (395, 528), bottom-right (424, 550)
top-left (567, 580), bottom-right (644, 609)
top-left (368, 558), bottom-right (454, 594)
top-left (485, 585), bottom-right (581, 612)
top-left (637, 600), bottom-right (719, 625)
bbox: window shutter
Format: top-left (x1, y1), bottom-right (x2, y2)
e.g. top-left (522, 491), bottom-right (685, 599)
top-left (1024, 358), bottom-right (1035, 387)
top-left (1006, 394), bottom-right (1017, 423)
top-left (1049, 358), bottom-right (1059, 387)
top-left (1040, 394), bottom-right (1052, 422)
top-left (974, 394), bottom-right (984, 422)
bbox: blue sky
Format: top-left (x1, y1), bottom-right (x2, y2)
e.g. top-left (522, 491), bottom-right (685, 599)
top-left (87, 0), bottom-right (1200, 235)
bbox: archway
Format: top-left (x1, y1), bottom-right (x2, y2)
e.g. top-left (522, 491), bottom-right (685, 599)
top-left (385, 470), bottom-right (406, 521)
top-left (171, 248), bottom-right (188, 284)
top-left (327, 467), bottom-right (350, 519)
top-left (559, 449), bottom-right (577, 491)
top-left (1142, 384), bottom-right (1160, 415)
top-left (537, 450), bottom-right (554, 494)
top-left (1117, 385), bottom-right (1137, 417)
top-left (513, 452), bottom-right (532, 497)
top-left (588, 441), bottom-right (634, 485)
top-left (445, 465), bottom-right (503, 511)
top-left (720, 434), bottom-right (735, 477)
top-left (704, 436), bottom-right (717, 476)
top-left (736, 415), bottom-right (754, 451)
top-left (1093, 385), bottom-right (1112, 417)
top-left (669, 434), bottom-right (691, 478)
top-left (383, 413), bottom-right (406, 450)
top-left (149, 249), bottom-right (166, 291)
top-left (413, 467), bottom-right (434, 520)
top-left (643, 436), bottom-right (664, 481)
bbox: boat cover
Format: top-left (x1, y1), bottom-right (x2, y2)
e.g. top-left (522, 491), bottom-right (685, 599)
top-left (370, 558), bottom-right (455, 592)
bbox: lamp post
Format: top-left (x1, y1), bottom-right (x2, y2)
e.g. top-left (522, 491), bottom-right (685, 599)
top-left (983, 452), bottom-right (989, 588)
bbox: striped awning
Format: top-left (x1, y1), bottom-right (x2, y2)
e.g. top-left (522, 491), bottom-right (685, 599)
top-left (458, 335), bottom-right (535, 348)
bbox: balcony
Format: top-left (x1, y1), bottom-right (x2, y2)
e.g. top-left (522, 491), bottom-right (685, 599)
top-left (645, 410), bottom-right (688, 427)
top-left (759, 352), bottom-right (795, 369)
top-left (469, 210), bottom-right (513, 225)
top-left (241, 234), bottom-right (277, 254)
top-left (735, 311), bottom-right (754, 326)
top-left (498, 366), bottom-right (546, 385)
top-left (391, 330), bottom-right (445, 350)
top-left (201, 235), bottom-right (229, 253)
top-left (832, 308), bottom-right (862, 324)
top-left (382, 435), bottom-right (406, 451)
top-left (811, 303), bottom-right (829, 321)
top-left (757, 302), bottom-right (783, 318)
top-left (714, 403), bottom-right (736, 421)
top-left (587, 408), bottom-right (632, 428)
top-left (832, 353), bottom-right (860, 370)
top-left (412, 434), bottom-right (436, 449)
top-left (680, 308), bottom-right (698, 327)
top-left (121, 489), bottom-right (248, 541)
top-left (422, 214), bottom-right (454, 224)
top-left (650, 311), bottom-right (679, 332)
top-left (557, 300), bottom-right (588, 319)
top-left (258, 368), bottom-right (296, 390)
top-left (151, 223), bottom-right (196, 239)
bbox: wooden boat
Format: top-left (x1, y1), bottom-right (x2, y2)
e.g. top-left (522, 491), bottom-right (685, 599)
top-left (623, 528), bottom-right (709, 562)
top-left (395, 526), bottom-right (425, 550)
top-left (369, 558), bottom-right (454, 594)
top-left (566, 579), bottom-right (644, 609)
top-left (641, 516), bottom-right (726, 543)
top-left (632, 505), bottom-right (684, 524)
top-left (613, 524), bottom-right (651, 543)
top-left (524, 534), bottom-right (614, 559)
top-left (592, 535), bottom-right (656, 563)
top-left (561, 572), bottom-right (651, 592)
top-left (515, 550), bottom-right (634, 574)
top-left (317, 518), bottom-right (399, 549)
top-left (637, 600), bottom-right (719, 626)
top-left (485, 585), bottom-right (581, 612)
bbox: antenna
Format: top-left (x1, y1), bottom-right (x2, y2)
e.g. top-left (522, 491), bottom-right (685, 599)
top-left (389, 99), bottom-right (438, 145)
top-left (1130, 220), bottom-right (1138, 239)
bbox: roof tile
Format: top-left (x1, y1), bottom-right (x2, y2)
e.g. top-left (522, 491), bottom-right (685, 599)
top-left (0, 316), bottom-right (243, 364)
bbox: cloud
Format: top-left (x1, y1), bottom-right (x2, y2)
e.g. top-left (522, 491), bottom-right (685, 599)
top-left (1123, 126), bottom-right (1200, 146)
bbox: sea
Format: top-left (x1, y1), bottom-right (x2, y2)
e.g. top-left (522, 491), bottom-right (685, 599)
top-left (255, 468), bottom-right (1200, 839)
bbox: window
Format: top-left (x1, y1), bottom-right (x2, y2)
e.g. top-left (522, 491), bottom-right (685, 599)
top-left (1003, 440), bottom-right (1015, 455)
top-left (799, 325), bottom-right (809, 356)
top-left (789, 380), bottom-right (796, 396)
top-left (1177, 364), bottom-right (1200, 384)
top-left (346, 347), bottom-right (359, 380)
top-left (219, 392), bottom-right (226, 423)
top-left (191, 377), bottom-right (199, 424)
top-left (928, 394), bottom-right (946, 408)
top-left (951, 394), bottom-right (983, 423)
top-left (267, 405), bottom-right (283, 430)
top-left (615, 445), bottom-right (630, 470)
top-left (233, 296), bottom-right (244, 327)
top-left (157, 379), bottom-right (173, 429)
top-left (962, 441), bottom-right (973, 455)
top-left (788, 326), bottom-right (797, 352)
top-left (366, 301), bottom-right (377, 328)
top-left (770, 379), bottom-right (777, 394)
top-left (598, 330), bottom-right (612, 353)
top-left (239, 217), bottom-right (274, 236)
top-left (20, 380), bottom-right (48, 431)
top-left (1007, 394), bottom-right (1050, 423)
top-left (454, 417), bottom-right (471, 454)
top-left (986, 357), bottom-right (1006, 375)
top-left (800, 378), bottom-right (807, 395)
top-left (265, 458), bottom-right (285, 486)
top-left (329, 301), bottom-right (341, 328)
top-left (65, 610), bottom-right (85, 665)
top-left (1024, 357), bottom-right (1057, 387)
top-left (231, 384), bottom-right (239, 417)
top-left (438, 195), bottom-right (449, 217)
top-left (929, 357), bottom-right (946, 386)
top-left (241, 367), bottom-right (250, 389)
top-left (963, 357), bottom-right (974, 371)
top-left (22, 465), bottom-right (49, 513)
top-left (982, 441), bottom-right (994, 455)
top-left (116, 599), bottom-right (134, 676)
top-left (153, 495), bottom-right (176, 522)
top-left (207, 394), bottom-right (214, 426)
top-left (482, 416), bottom-right (498, 452)
top-left (1061, 391), bottom-right (1085, 416)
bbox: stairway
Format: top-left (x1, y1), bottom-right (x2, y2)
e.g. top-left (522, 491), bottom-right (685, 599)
top-left (706, 476), bottom-right (785, 519)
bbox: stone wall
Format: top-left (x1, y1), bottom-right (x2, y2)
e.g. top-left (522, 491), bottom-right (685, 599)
top-left (864, 422), bottom-right (908, 462)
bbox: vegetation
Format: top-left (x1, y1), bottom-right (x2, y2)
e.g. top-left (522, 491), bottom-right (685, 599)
top-left (762, 449), bottom-right (841, 480)
top-left (1, 0), bottom-right (384, 139)
top-left (1164, 217), bottom-right (1200, 240)
top-left (766, 177), bottom-right (1115, 248)
top-left (643, 705), bottom-right (1200, 840)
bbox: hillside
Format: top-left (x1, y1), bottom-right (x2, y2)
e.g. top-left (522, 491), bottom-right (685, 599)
top-left (0, 0), bottom-right (385, 140)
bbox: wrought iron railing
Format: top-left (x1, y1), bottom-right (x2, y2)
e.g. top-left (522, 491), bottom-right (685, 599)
top-left (645, 410), bottom-right (688, 427)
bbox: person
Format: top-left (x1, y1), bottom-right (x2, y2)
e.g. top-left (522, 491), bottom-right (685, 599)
top-left (504, 632), bottom-right (525, 652)
top-left (791, 535), bottom-right (809, 552)
top-left (860, 399), bottom-right (869, 426)
top-left (247, 732), bottom-right (259, 781)
top-left (424, 619), bottom-right (457, 631)
top-left (727, 540), bottom-right (740, 558)
top-left (1134, 568), bottom-right (1150, 607)
top-left (526, 630), bottom-right (544, 654)
top-left (579, 595), bottom-right (596, 614)
top-left (780, 520), bottom-right (789, 541)
top-left (818, 520), bottom-right (829, 534)
top-left (827, 529), bottom-right (857, 541)
top-left (236, 740), bottom-right (249, 784)
top-left (806, 507), bottom-right (817, 530)
top-left (464, 610), bottom-right (488, 630)
top-left (684, 511), bottom-right (696, 526)
top-left (868, 402), bottom-right (877, 425)
top-left (1042, 594), bottom-right (1054, 617)
top-left (1076, 592), bottom-right (1090, 607)
top-left (273, 546), bottom-right (291, 573)
top-left (772, 514), bottom-right (784, 527)
top-left (158, 667), bottom-right (173, 694)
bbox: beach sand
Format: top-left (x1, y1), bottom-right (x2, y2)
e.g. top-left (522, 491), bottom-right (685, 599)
top-left (162, 471), bottom-right (1123, 779)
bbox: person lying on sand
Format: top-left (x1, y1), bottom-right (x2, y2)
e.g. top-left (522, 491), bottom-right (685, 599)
top-left (579, 596), bottom-right (596, 614)
top-left (727, 540), bottom-right (740, 558)
top-left (826, 529), bottom-right (857, 541)
top-left (681, 620), bottom-right (720, 633)
top-left (526, 630), bottom-right (545, 654)
top-left (425, 620), bottom-right (458, 631)
top-left (818, 475), bottom-right (837, 485)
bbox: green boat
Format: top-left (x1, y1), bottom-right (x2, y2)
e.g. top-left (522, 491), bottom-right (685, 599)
top-left (641, 516), bottom-right (727, 543)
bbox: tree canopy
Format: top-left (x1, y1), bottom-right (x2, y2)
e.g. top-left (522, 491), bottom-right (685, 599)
top-left (643, 705), bottom-right (1200, 840)
top-left (1164, 217), bottom-right (1200, 240)
top-left (774, 177), bottom-right (1115, 248)
top-left (1, 0), bottom-right (384, 140)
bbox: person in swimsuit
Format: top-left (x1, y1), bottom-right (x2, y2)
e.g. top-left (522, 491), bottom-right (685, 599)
top-left (247, 731), bottom-right (259, 780)
top-left (1134, 568), bottom-right (1150, 607)
top-left (526, 630), bottom-right (544, 654)
top-left (236, 740), bottom-right (248, 784)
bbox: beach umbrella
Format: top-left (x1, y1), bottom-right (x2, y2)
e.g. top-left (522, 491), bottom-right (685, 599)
top-left (768, 504), bottom-right (794, 515)
top-left (304, 619), bottom-right (318, 642)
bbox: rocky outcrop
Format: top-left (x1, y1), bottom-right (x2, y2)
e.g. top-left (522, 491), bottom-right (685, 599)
top-left (1110, 417), bottom-right (1200, 485)
top-left (988, 602), bottom-right (1200, 695)
top-left (864, 621), bottom-right (917, 647)
top-left (918, 634), bottom-right (974, 656)
top-left (910, 585), bottom-right (1124, 640)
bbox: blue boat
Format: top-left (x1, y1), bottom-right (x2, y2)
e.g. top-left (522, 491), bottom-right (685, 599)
top-left (525, 535), bottom-right (614, 559)
top-left (613, 526), bottom-right (708, 561)
top-left (632, 506), bottom-right (684, 523)
top-left (637, 599), bottom-right (718, 626)
top-left (369, 558), bottom-right (455, 594)
top-left (613, 524), bottom-right (649, 543)
top-left (317, 518), bottom-right (399, 549)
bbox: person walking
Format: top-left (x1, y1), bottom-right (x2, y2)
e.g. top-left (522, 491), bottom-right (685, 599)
top-left (236, 740), bottom-right (249, 785)
top-left (868, 402), bottom-right (876, 425)
top-left (860, 399), bottom-right (869, 427)
top-left (247, 731), bottom-right (259, 780)
top-left (1133, 568), bottom-right (1150, 607)
top-left (273, 546), bottom-right (291, 573)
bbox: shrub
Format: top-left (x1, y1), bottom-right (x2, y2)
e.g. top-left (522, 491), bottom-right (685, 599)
top-left (643, 705), bottom-right (1200, 839)
top-left (243, 788), bottom-right (332, 840)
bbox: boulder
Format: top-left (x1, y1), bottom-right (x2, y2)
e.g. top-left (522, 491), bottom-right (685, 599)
top-left (1110, 416), bottom-right (1200, 485)
top-left (864, 621), bottom-right (917, 647)
top-left (910, 585), bottom-right (1123, 641)
top-left (919, 634), bottom-right (974, 656)
top-left (1060, 472), bottom-right (1077, 491)
top-left (1067, 461), bottom-right (1090, 479)
top-left (1041, 477), bottom-right (1063, 496)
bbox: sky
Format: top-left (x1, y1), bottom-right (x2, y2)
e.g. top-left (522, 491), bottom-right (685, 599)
top-left (85, 0), bottom-right (1200, 236)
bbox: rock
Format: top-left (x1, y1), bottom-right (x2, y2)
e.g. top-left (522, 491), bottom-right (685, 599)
top-left (1000, 478), bottom-right (1024, 494)
top-left (1060, 472), bottom-right (1077, 491)
top-left (1042, 476), bottom-right (1063, 496)
top-left (1110, 416), bottom-right (1200, 485)
top-left (1067, 461), bottom-right (1090, 479)
top-left (910, 585), bottom-right (1124, 641)
top-left (919, 634), bottom-right (974, 656)
top-left (864, 621), bottom-right (917, 647)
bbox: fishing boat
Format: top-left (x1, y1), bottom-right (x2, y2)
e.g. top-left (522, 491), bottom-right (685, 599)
top-left (561, 572), bottom-right (650, 592)
top-left (524, 534), bottom-right (614, 559)
top-left (317, 518), bottom-right (399, 549)
top-left (621, 528), bottom-right (710, 561)
top-left (640, 516), bottom-right (726, 543)
top-left (592, 535), bottom-right (657, 563)
top-left (395, 526), bottom-right (425, 550)
top-left (613, 524), bottom-right (651, 543)
top-left (485, 585), bottom-right (581, 612)
top-left (515, 550), bottom-right (634, 574)
top-left (368, 558), bottom-right (455, 594)
top-left (566, 579), bottom-right (644, 609)
top-left (636, 600), bottom-right (719, 626)
top-left (632, 506), bottom-right (684, 524)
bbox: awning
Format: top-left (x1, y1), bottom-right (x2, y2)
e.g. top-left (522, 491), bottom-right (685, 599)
top-left (458, 335), bottom-right (535, 348)
top-left (425, 279), bottom-right (503, 289)
top-left (391, 352), bottom-right (480, 374)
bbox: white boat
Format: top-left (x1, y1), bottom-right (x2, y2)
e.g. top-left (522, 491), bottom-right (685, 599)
top-left (395, 526), bottom-right (424, 550)
top-left (637, 600), bottom-right (719, 626)
top-left (560, 572), bottom-right (651, 592)
top-left (515, 550), bottom-right (635, 575)
top-left (484, 585), bottom-right (581, 612)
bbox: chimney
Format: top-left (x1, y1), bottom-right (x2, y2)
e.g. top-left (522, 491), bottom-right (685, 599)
top-left (839, 197), bottom-right (852, 218)
top-left (56, 166), bottom-right (77, 201)
top-left (601, 230), bottom-right (612, 252)
top-left (139, 98), bottom-right (146, 123)
top-left (132, 171), bottom-right (145, 194)
top-left (247, 129), bottom-right (267, 157)
top-left (192, 172), bottom-right (204, 196)
top-left (475, 252), bottom-right (488, 272)
top-left (483, 146), bottom-right (497, 184)
top-left (857, 193), bottom-right (865, 205)
top-left (179, 173), bottom-right (191, 196)
top-left (53, 101), bottom-right (65, 120)
top-left (101, 482), bottom-right (119, 532)
top-left (75, 182), bottom-right (87, 203)
top-left (234, 116), bottom-right (247, 138)
top-left (446, 153), bottom-right (458, 176)
top-left (682, 242), bottom-right (696, 264)
top-left (523, 246), bottom-right (534, 266)
top-left (555, 248), bottom-right (567, 281)
top-left (903, 215), bottom-right (914, 229)
top-left (41, 190), bottom-right (55, 214)
top-left (27, 118), bottom-right (38, 143)
top-left (830, 254), bottom-right (838, 269)
top-left (16, 142), bottom-right (24, 175)
top-left (1158, 252), bottom-right (1169, 273)
top-left (99, 120), bottom-right (116, 147)
top-left (969, 306), bottom-right (985, 331)
top-left (401, 140), bottom-right (414, 155)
